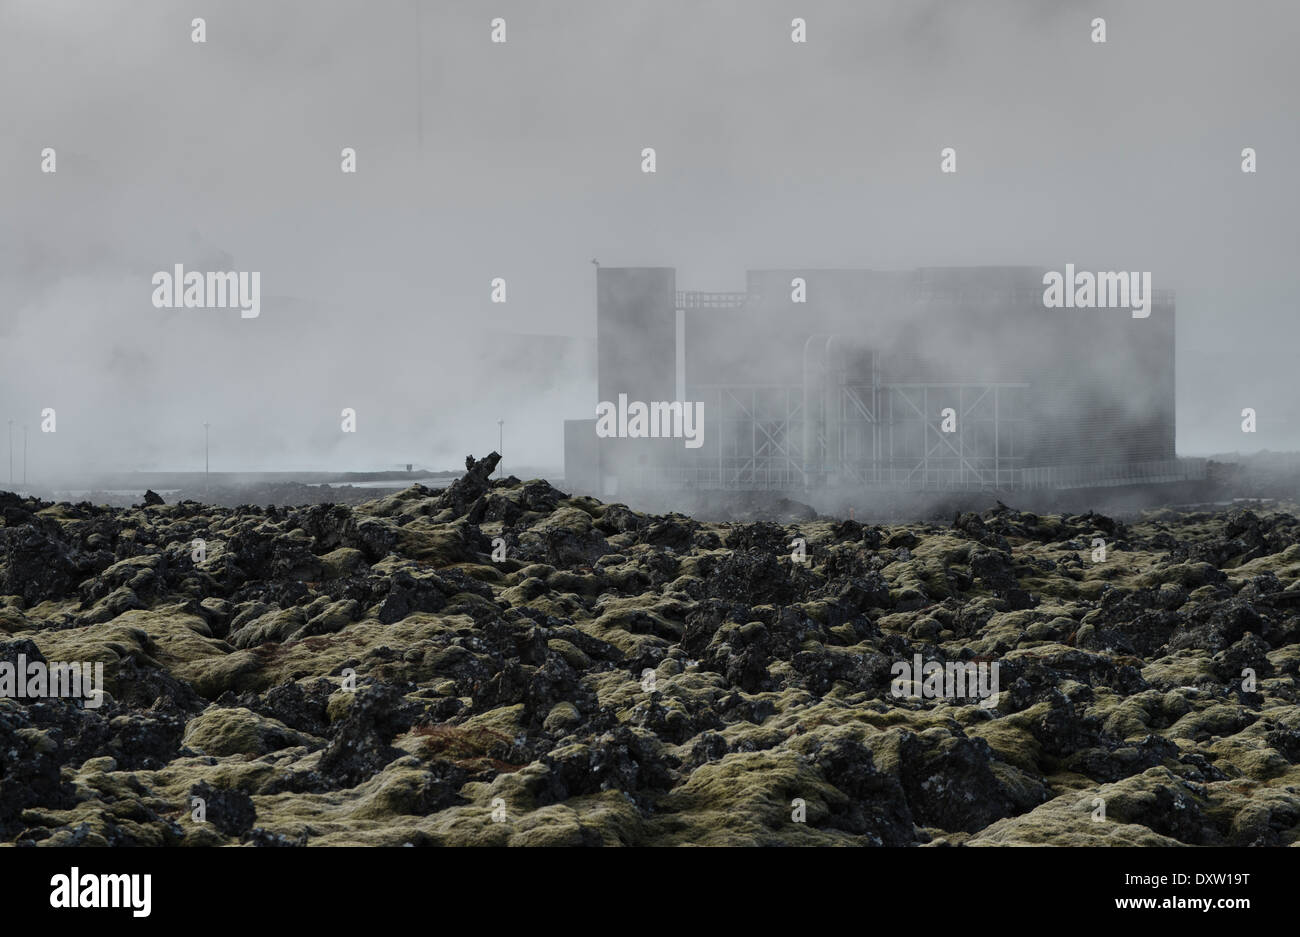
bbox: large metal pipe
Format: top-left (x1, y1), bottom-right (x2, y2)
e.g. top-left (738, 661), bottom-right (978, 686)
top-left (801, 333), bottom-right (839, 488)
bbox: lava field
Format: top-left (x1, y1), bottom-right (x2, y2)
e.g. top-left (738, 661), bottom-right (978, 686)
top-left (2, 453), bottom-right (1299, 846)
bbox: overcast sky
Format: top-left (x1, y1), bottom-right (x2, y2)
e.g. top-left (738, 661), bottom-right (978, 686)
top-left (1, 0), bottom-right (1296, 478)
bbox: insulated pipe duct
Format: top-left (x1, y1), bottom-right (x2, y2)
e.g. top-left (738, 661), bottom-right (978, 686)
top-left (802, 334), bottom-right (840, 488)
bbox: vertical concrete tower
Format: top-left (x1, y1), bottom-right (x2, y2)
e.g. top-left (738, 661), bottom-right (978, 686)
top-left (597, 268), bottom-right (676, 403)
top-left (594, 267), bottom-right (677, 493)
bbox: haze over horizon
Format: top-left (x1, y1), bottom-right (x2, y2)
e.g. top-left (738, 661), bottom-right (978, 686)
top-left (2, 0), bottom-right (1297, 480)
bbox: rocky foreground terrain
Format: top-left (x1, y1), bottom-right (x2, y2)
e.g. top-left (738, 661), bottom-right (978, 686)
top-left (66, 482), bottom-right (398, 510)
top-left (2, 453), bottom-right (1299, 846)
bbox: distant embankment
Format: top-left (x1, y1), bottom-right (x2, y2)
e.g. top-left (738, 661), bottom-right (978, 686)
top-left (84, 470), bottom-right (461, 488)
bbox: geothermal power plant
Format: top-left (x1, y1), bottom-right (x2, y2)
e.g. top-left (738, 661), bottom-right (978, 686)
top-left (565, 266), bottom-right (1193, 498)
top-left (6, 0), bottom-right (1298, 902)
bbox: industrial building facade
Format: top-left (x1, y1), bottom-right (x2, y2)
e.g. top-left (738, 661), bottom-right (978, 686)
top-left (565, 266), bottom-right (1186, 497)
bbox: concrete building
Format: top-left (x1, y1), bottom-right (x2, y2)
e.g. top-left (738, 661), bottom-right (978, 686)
top-left (565, 266), bottom-right (1189, 497)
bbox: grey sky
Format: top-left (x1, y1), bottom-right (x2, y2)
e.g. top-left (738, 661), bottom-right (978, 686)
top-left (1, 0), bottom-right (1296, 477)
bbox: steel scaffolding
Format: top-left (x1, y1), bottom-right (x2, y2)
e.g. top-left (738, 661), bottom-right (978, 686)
top-left (685, 337), bottom-right (1030, 491)
top-left (617, 322), bottom-right (1190, 492)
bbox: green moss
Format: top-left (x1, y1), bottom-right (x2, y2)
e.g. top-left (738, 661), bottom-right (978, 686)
top-left (182, 706), bottom-right (319, 757)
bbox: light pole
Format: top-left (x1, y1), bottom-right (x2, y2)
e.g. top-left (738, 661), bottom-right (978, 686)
top-left (497, 419), bottom-right (503, 477)
top-left (415, 0), bottom-right (423, 157)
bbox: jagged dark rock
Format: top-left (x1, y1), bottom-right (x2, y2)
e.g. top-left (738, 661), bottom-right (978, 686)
top-left (0, 468), bottom-right (1297, 845)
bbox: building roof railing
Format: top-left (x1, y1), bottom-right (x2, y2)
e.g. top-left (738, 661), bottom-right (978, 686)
top-left (678, 287), bottom-right (1175, 309)
top-left (676, 291), bottom-right (751, 309)
top-left (908, 286), bottom-right (1175, 306)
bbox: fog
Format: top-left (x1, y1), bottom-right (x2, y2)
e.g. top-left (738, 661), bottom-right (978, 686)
top-left (1, 0), bottom-right (1296, 485)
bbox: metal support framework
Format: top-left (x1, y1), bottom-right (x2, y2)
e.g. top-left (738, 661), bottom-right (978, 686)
top-left (707, 384), bottom-right (806, 489)
top-left (675, 334), bottom-right (1032, 491)
top-left (690, 378), bottom-right (1028, 491)
top-left (876, 383), bottom-right (1026, 488)
top-left (635, 329), bottom-right (1182, 492)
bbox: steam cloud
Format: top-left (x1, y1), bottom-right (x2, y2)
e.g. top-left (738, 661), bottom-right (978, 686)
top-left (1, 0), bottom-right (1296, 483)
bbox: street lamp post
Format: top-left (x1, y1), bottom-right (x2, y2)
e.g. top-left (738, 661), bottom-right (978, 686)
top-left (415, 0), bottom-right (423, 157)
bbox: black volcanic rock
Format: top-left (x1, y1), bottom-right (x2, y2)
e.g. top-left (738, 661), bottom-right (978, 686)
top-left (0, 471), bottom-right (1296, 845)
